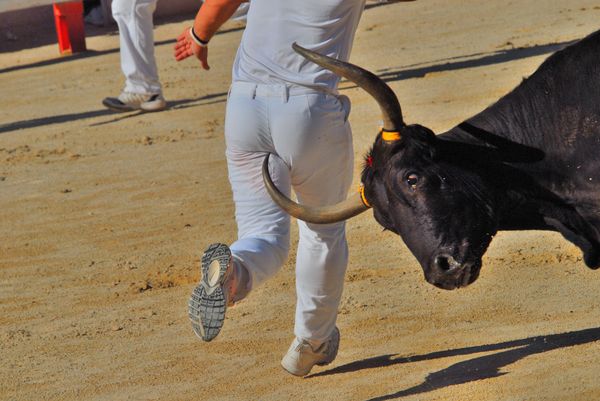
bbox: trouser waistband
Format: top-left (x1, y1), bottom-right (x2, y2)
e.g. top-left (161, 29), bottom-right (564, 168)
top-left (229, 81), bottom-right (337, 102)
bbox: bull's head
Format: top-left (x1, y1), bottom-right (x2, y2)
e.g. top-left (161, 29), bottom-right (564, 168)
top-left (263, 44), bottom-right (499, 290)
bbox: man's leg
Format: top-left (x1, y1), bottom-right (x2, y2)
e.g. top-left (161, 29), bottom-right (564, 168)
top-left (224, 84), bottom-right (294, 290)
top-left (189, 84), bottom-right (293, 341)
top-left (271, 92), bottom-right (353, 375)
top-left (104, 0), bottom-right (165, 111)
top-left (227, 150), bottom-right (292, 290)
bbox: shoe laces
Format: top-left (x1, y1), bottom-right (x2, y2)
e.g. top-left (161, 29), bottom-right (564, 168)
top-left (118, 92), bottom-right (152, 104)
top-left (295, 338), bottom-right (327, 354)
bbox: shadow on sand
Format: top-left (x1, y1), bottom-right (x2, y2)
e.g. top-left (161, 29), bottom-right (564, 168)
top-left (308, 326), bottom-right (600, 400)
top-left (0, 91), bottom-right (228, 134)
top-left (376, 40), bottom-right (576, 84)
top-left (338, 40), bottom-right (576, 91)
top-left (1, 39), bottom-right (577, 134)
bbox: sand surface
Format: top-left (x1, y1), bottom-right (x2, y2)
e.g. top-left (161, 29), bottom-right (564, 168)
top-left (3, 1), bottom-right (600, 400)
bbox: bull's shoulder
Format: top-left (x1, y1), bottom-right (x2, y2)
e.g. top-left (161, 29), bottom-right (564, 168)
top-left (443, 29), bottom-right (600, 159)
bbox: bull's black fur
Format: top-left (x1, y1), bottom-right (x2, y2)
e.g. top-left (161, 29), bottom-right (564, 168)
top-left (361, 29), bottom-right (600, 289)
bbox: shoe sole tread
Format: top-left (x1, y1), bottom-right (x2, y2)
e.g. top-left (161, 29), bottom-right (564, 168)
top-left (188, 243), bottom-right (231, 342)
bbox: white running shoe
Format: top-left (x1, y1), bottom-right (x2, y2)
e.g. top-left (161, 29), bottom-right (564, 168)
top-left (102, 91), bottom-right (166, 112)
top-left (188, 243), bottom-right (232, 342)
top-left (281, 327), bottom-right (340, 376)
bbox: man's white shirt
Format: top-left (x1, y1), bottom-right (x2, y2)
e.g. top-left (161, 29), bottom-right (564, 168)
top-left (232, 0), bottom-right (366, 92)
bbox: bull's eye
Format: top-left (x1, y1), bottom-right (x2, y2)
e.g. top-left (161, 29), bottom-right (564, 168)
top-left (406, 173), bottom-right (419, 189)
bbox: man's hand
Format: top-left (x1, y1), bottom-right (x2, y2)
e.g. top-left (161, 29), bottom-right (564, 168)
top-left (174, 28), bottom-right (210, 70)
top-left (173, 0), bottom-right (245, 69)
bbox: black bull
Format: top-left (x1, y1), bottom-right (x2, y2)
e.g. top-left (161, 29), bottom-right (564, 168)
top-left (263, 30), bottom-right (600, 290)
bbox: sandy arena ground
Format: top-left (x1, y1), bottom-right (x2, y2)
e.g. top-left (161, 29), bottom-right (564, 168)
top-left (3, 1), bottom-right (600, 400)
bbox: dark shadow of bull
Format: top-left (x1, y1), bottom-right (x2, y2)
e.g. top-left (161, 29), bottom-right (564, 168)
top-left (306, 326), bottom-right (600, 400)
top-left (263, 29), bottom-right (600, 290)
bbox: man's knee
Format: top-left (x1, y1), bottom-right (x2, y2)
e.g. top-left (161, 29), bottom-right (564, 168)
top-left (269, 240), bottom-right (290, 267)
top-left (300, 222), bottom-right (347, 246)
top-left (231, 236), bottom-right (290, 270)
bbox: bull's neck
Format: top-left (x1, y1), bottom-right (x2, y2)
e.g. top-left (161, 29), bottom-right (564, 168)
top-left (438, 116), bottom-right (597, 246)
top-left (436, 114), bottom-right (573, 232)
top-left (439, 114), bottom-right (545, 155)
top-left (438, 73), bottom-right (552, 153)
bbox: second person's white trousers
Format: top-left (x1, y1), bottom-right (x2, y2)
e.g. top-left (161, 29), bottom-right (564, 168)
top-left (111, 0), bottom-right (162, 95)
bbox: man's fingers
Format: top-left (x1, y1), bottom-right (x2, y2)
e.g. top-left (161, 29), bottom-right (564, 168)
top-left (175, 38), bottom-right (196, 61)
top-left (174, 40), bottom-right (187, 52)
top-left (174, 45), bottom-right (186, 60)
top-left (174, 42), bottom-right (189, 56)
top-left (175, 47), bottom-right (193, 61)
top-left (174, 43), bottom-right (192, 61)
top-left (173, 28), bottom-right (194, 61)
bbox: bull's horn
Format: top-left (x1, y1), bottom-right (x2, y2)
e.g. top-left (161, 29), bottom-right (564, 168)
top-left (292, 42), bottom-right (404, 132)
top-left (262, 154), bottom-right (370, 224)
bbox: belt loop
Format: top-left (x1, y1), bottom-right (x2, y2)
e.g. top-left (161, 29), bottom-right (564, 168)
top-left (252, 84), bottom-right (257, 99)
top-left (338, 94), bottom-right (351, 123)
top-left (282, 85), bottom-right (289, 103)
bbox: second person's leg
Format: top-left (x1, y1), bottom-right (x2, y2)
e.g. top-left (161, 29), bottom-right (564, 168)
top-left (105, 0), bottom-right (165, 111)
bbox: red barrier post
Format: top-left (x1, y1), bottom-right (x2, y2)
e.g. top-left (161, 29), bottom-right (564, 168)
top-left (53, 1), bottom-right (87, 54)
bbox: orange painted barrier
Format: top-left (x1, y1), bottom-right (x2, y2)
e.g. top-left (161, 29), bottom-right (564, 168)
top-left (53, 1), bottom-right (87, 54)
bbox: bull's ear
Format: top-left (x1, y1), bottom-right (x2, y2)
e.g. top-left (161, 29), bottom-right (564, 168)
top-left (397, 124), bottom-right (439, 159)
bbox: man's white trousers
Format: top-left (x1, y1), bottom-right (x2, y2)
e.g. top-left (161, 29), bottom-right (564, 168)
top-left (225, 82), bottom-right (354, 343)
top-left (111, 0), bottom-right (162, 95)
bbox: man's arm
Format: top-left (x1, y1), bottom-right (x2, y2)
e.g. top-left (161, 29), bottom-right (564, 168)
top-left (174, 0), bottom-right (246, 70)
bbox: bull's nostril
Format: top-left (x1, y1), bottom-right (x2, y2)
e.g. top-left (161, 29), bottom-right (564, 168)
top-left (435, 255), bottom-right (451, 271)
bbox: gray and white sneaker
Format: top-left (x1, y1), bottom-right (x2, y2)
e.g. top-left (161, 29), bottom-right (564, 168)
top-left (188, 243), bottom-right (232, 342)
top-left (281, 327), bottom-right (340, 376)
top-left (102, 91), bottom-right (167, 112)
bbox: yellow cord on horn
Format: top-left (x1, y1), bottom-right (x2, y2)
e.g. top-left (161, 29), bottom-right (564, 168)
top-left (358, 184), bottom-right (371, 208)
top-left (381, 130), bottom-right (401, 141)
